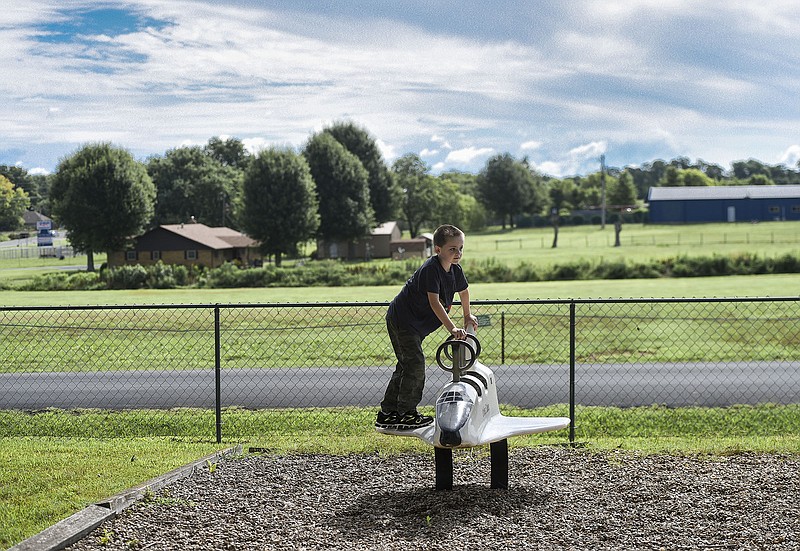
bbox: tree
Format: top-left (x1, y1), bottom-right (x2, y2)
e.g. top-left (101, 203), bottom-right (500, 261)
top-left (392, 154), bottom-right (438, 238)
top-left (732, 159), bottom-right (770, 180)
top-left (50, 143), bottom-right (155, 271)
top-left (476, 153), bottom-right (539, 229)
top-left (148, 146), bottom-right (242, 227)
top-left (680, 169), bottom-right (714, 187)
top-left (1, 165), bottom-right (41, 209)
top-left (438, 170), bottom-right (479, 196)
top-left (205, 136), bottom-right (250, 169)
top-left (323, 121), bottom-right (398, 223)
top-left (303, 132), bottom-right (374, 243)
top-left (574, 174), bottom-right (604, 210)
top-left (657, 167), bottom-right (714, 187)
top-left (696, 159), bottom-right (726, 181)
top-left (607, 171), bottom-right (638, 208)
top-left (0, 175), bottom-right (30, 230)
top-left (430, 176), bottom-right (487, 232)
top-left (548, 178), bottom-right (579, 212)
top-left (748, 174), bottom-right (774, 186)
top-left (240, 148), bottom-right (319, 267)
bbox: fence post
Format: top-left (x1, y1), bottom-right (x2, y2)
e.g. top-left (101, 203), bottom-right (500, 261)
top-left (214, 305), bottom-right (222, 444)
top-left (501, 312), bottom-right (505, 365)
top-left (569, 301), bottom-right (576, 445)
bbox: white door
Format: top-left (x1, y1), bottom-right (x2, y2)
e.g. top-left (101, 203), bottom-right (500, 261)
top-left (727, 206), bottom-right (736, 222)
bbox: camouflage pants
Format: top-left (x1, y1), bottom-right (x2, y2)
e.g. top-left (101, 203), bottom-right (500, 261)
top-left (380, 314), bottom-right (426, 414)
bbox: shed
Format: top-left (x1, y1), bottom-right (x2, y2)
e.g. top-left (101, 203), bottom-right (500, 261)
top-left (647, 185), bottom-right (800, 223)
top-left (390, 233), bottom-right (433, 260)
top-left (316, 221), bottom-right (402, 260)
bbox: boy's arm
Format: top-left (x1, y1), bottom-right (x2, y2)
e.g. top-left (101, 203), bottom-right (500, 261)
top-left (459, 288), bottom-right (479, 331)
top-left (427, 292), bottom-right (467, 339)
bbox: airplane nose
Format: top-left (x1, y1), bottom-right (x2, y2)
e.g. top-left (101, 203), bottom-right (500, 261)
top-left (439, 430), bottom-right (462, 447)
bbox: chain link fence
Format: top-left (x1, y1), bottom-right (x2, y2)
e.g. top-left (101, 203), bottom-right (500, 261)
top-left (1, 298), bottom-right (798, 442)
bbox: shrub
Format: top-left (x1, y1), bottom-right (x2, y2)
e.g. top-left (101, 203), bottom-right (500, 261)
top-left (102, 265), bottom-right (148, 289)
top-left (20, 271), bottom-right (103, 291)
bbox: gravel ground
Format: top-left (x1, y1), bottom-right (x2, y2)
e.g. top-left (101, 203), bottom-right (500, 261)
top-left (67, 447), bottom-right (799, 551)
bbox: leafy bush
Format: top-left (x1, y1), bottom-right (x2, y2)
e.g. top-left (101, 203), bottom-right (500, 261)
top-left (16, 251), bottom-right (800, 291)
top-left (20, 271), bottom-right (103, 291)
top-left (102, 265), bottom-right (148, 289)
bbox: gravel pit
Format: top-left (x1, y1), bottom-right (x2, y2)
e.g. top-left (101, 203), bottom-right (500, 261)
top-left (66, 447), bottom-right (800, 550)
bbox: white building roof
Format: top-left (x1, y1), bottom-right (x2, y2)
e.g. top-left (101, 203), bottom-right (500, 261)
top-left (647, 185), bottom-right (800, 202)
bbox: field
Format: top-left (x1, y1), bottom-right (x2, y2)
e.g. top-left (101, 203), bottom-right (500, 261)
top-left (3, 221), bottom-right (800, 291)
top-left (2, 221), bottom-right (800, 548)
top-left (465, 220), bottom-right (800, 268)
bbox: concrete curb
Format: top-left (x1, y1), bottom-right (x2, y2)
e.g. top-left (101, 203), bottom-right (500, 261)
top-left (9, 444), bottom-right (243, 551)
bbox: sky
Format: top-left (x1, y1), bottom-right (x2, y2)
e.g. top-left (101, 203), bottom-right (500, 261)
top-left (2, 0), bottom-right (800, 178)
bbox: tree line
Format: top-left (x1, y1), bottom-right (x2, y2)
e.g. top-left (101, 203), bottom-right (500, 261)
top-left (2, 120), bottom-right (800, 268)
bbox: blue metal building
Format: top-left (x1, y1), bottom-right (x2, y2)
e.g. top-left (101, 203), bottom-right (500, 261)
top-left (647, 185), bottom-right (800, 223)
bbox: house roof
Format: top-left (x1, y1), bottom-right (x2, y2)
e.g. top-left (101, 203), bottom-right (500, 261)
top-left (22, 210), bottom-right (52, 225)
top-left (160, 224), bottom-right (258, 249)
top-left (648, 185), bottom-right (800, 202)
top-left (371, 221), bottom-right (399, 235)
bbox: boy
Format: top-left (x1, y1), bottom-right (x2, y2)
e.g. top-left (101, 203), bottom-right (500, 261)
top-left (376, 224), bottom-right (478, 430)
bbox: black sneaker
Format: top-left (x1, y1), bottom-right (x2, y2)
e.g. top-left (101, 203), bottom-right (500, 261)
top-left (375, 410), bottom-right (400, 428)
top-left (396, 411), bottom-right (433, 430)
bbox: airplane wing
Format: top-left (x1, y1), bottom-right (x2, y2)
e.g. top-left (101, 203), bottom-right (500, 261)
top-left (375, 424), bottom-right (436, 445)
top-left (480, 415), bottom-right (570, 444)
top-left (376, 416), bottom-right (569, 447)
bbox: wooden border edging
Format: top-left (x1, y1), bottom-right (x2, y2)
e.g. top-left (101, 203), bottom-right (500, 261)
top-left (9, 445), bottom-right (243, 551)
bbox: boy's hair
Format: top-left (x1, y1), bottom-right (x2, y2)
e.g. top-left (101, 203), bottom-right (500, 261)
top-left (433, 224), bottom-right (464, 247)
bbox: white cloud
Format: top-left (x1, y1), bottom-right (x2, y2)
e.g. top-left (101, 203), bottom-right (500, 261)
top-left (569, 141), bottom-right (608, 160)
top-left (376, 139), bottom-right (397, 162)
top-left (430, 135), bottom-right (452, 149)
top-left (28, 167), bottom-right (51, 175)
top-left (520, 140), bottom-right (542, 151)
top-left (3, 1), bottom-right (800, 175)
top-left (779, 145), bottom-right (800, 167)
top-left (535, 161), bottom-right (565, 177)
top-left (419, 148), bottom-right (438, 157)
top-left (444, 146), bottom-right (494, 164)
top-left (241, 137), bottom-right (272, 154)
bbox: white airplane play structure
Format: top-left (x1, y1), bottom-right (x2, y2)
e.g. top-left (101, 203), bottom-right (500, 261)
top-left (377, 327), bottom-right (570, 489)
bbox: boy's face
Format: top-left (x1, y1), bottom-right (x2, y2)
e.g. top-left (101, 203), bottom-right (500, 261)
top-left (435, 233), bottom-right (464, 265)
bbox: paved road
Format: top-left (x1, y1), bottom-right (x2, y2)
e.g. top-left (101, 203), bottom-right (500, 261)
top-left (1, 362), bottom-right (798, 410)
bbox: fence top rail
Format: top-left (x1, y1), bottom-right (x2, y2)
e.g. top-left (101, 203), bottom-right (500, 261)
top-left (1, 296), bottom-right (799, 312)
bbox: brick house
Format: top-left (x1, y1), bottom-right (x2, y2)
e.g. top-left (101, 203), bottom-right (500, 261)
top-left (108, 223), bottom-right (261, 268)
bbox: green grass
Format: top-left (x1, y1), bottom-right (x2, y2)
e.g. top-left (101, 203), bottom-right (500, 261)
top-left (1, 272), bottom-right (799, 307)
top-left (2, 283), bottom-right (798, 373)
top-left (3, 221), bottom-right (800, 290)
top-left (0, 244), bottom-right (101, 287)
top-left (2, 404), bottom-right (799, 548)
top-left (0, 437), bottom-right (222, 549)
top-left (464, 221), bottom-right (800, 268)
top-left (3, 222), bottom-right (800, 547)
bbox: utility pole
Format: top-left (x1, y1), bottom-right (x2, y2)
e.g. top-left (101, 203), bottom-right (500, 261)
top-left (600, 154), bottom-right (606, 230)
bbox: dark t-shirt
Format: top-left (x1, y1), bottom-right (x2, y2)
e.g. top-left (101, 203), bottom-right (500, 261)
top-left (387, 255), bottom-right (469, 338)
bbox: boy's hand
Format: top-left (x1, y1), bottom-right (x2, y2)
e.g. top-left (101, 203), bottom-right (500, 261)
top-left (450, 327), bottom-right (468, 340)
top-left (465, 314), bottom-right (478, 331)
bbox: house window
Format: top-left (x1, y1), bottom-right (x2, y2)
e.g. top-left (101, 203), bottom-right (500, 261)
top-left (126, 250), bottom-right (137, 261)
top-left (768, 206), bottom-right (780, 213)
top-left (186, 250), bottom-right (198, 260)
top-left (151, 250), bottom-right (160, 261)
top-left (792, 205), bottom-right (800, 213)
